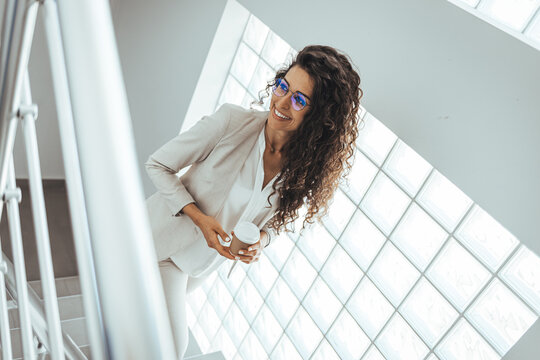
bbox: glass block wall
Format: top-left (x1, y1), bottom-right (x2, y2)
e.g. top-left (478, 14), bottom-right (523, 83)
top-left (449, 0), bottom-right (540, 49)
top-left (186, 13), bottom-right (540, 360)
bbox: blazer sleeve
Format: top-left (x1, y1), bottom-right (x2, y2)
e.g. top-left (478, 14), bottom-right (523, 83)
top-left (145, 104), bottom-right (231, 216)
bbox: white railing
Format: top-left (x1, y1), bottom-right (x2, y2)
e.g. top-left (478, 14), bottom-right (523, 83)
top-left (0, 0), bottom-right (176, 359)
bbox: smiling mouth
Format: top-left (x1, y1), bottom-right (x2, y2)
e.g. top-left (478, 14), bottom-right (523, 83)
top-left (274, 107), bottom-right (291, 120)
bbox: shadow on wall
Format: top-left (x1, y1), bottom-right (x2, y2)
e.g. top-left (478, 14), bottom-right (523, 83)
top-left (0, 179), bottom-right (78, 281)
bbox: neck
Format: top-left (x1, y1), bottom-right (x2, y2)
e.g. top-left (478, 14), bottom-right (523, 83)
top-left (265, 122), bottom-right (290, 154)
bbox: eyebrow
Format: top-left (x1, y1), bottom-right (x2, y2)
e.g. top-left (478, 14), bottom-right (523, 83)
top-left (283, 76), bottom-right (312, 101)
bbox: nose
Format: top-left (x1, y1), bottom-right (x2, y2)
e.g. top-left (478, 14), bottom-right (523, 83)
top-left (275, 91), bottom-right (292, 110)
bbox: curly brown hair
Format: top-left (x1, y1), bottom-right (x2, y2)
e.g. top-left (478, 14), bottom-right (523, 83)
top-left (260, 45), bottom-right (363, 234)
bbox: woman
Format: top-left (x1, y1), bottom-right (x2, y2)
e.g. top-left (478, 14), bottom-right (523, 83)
top-left (145, 45), bottom-right (362, 358)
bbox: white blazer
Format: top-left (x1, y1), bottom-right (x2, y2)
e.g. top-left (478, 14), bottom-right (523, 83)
top-left (145, 104), bottom-right (277, 275)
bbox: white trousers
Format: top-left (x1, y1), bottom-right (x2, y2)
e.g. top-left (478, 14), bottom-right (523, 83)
top-left (159, 258), bottom-right (209, 360)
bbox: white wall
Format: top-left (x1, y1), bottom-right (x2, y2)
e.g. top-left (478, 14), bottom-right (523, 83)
top-left (110, 0), bottom-right (227, 195)
top-left (13, 12), bottom-right (64, 179)
top-left (237, 0), bottom-right (540, 258)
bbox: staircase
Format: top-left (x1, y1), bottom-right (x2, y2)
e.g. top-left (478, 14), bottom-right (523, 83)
top-left (6, 276), bottom-right (224, 360)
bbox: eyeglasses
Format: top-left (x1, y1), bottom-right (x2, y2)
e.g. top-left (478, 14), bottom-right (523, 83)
top-left (272, 77), bottom-right (311, 111)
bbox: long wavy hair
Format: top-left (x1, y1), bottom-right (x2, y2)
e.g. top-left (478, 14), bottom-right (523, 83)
top-left (259, 45), bottom-right (363, 233)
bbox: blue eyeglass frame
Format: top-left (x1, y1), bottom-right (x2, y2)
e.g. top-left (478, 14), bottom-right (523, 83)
top-left (272, 77), bottom-right (311, 111)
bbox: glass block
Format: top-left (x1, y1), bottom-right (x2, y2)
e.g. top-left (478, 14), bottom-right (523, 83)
top-left (286, 306), bottom-right (323, 359)
top-left (286, 205), bottom-right (308, 240)
top-left (191, 322), bottom-right (210, 353)
top-left (231, 42), bottom-right (259, 86)
top-left (391, 203), bottom-right (448, 271)
top-left (270, 335), bottom-right (303, 360)
top-left (252, 305), bottom-right (282, 354)
top-left (356, 112), bottom-right (397, 166)
top-left (201, 272), bottom-right (218, 293)
top-left (238, 330), bottom-right (267, 360)
top-left (479, 0), bottom-right (540, 31)
top-left (436, 318), bottom-right (501, 360)
top-left (376, 313), bottom-right (429, 360)
top-left (500, 246), bottom-right (540, 314)
top-left (400, 278), bottom-right (459, 347)
top-left (466, 278), bottom-right (537, 354)
top-left (241, 92), bottom-right (257, 109)
top-left (383, 140), bottom-right (432, 196)
top-left (265, 232), bottom-right (294, 271)
top-left (206, 279), bottom-right (233, 317)
top-left (340, 150), bottom-right (378, 204)
top-left (281, 247), bottom-right (318, 300)
top-left (210, 326), bottom-right (237, 360)
top-left (218, 75), bottom-right (246, 107)
top-left (218, 259), bottom-right (246, 297)
top-left (311, 339), bottom-right (340, 360)
top-left (261, 31), bottom-right (291, 68)
top-left (327, 310), bottom-right (370, 359)
top-left (247, 59), bottom-right (274, 98)
top-left (340, 211), bottom-right (386, 271)
top-left (246, 254), bottom-right (278, 298)
top-left (267, 277), bottom-right (300, 328)
top-left (363, 345), bottom-right (386, 360)
top-left (187, 287), bottom-right (206, 318)
top-left (417, 171), bottom-right (473, 232)
top-left (222, 302), bottom-right (250, 348)
top-left (525, 10), bottom-right (540, 43)
top-left (234, 278), bottom-right (263, 324)
top-left (186, 302), bottom-right (196, 328)
top-left (456, 0), bottom-right (481, 6)
top-left (197, 301), bottom-right (222, 342)
top-left (361, 172), bottom-right (410, 235)
top-left (368, 242), bottom-right (420, 306)
top-left (242, 15), bottom-right (269, 53)
top-left (320, 244), bottom-right (363, 303)
top-left (347, 277), bottom-right (394, 339)
top-left (455, 205), bottom-right (518, 272)
top-left (427, 239), bottom-right (491, 311)
top-left (296, 223), bottom-right (335, 271)
top-left (303, 277), bottom-right (342, 333)
top-left (323, 190), bottom-right (356, 239)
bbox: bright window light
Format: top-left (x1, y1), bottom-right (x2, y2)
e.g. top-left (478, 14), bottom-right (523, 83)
top-left (479, 0), bottom-right (540, 31)
top-left (466, 279), bottom-right (537, 354)
top-left (376, 313), bottom-right (430, 360)
top-left (193, 12), bottom-right (539, 360)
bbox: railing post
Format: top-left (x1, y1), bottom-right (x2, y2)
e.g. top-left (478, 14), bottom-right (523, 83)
top-left (19, 72), bottom-right (65, 360)
top-left (41, 1), bottom-right (107, 358)
top-left (5, 156), bottom-right (35, 359)
top-left (55, 0), bottom-right (176, 359)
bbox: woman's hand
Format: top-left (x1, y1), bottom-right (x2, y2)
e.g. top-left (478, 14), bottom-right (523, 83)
top-left (232, 230), bottom-right (265, 264)
top-left (195, 215), bottom-right (236, 260)
top-left (182, 203), bottom-right (236, 260)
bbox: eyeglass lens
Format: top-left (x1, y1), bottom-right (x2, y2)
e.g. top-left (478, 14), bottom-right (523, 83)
top-left (272, 78), bottom-right (307, 111)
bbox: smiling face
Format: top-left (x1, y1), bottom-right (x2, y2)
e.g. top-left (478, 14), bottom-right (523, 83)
top-left (268, 65), bottom-right (314, 134)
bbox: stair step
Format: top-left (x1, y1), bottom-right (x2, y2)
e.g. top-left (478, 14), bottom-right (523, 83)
top-left (9, 294), bottom-right (85, 329)
top-left (185, 351), bottom-right (226, 360)
top-left (8, 317), bottom-right (88, 359)
top-left (28, 276), bottom-right (81, 299)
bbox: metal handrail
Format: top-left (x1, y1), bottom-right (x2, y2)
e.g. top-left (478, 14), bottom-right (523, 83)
top-left (0, 0), bottom-right (178, 358)
top-left (55, 0), bottom-right (176, 358)
top-left (5, 157), bottom-right (34, 359)
top-left (2, 254), bottom-right (87, 360)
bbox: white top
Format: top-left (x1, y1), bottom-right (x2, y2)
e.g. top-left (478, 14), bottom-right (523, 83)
top-left (171, 124), bottom-right (279, 277)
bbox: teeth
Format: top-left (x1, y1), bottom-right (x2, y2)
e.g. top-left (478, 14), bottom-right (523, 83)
top-left (274, 109), bottom-right (290, 119)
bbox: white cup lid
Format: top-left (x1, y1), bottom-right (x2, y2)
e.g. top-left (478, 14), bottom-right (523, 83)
top-left (233, 222), bottom-right (260, 244)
